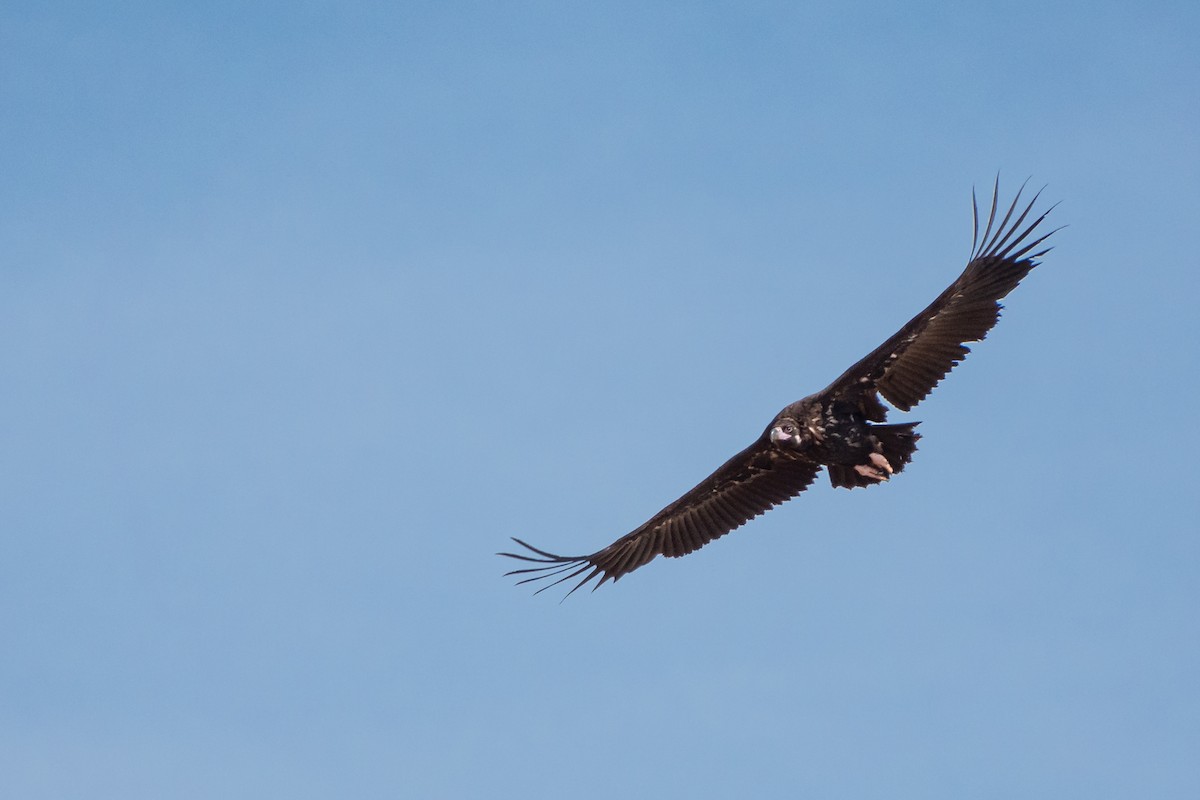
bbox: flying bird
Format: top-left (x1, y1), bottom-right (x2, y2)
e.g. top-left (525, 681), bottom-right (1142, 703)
top-left (501, 179), bottom-right (1058, 597)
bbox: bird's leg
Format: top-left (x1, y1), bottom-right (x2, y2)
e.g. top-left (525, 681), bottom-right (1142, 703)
top-left (853, 452), bottom-right (894, 482)
top-left (869, 452), bottom-right (894, 474)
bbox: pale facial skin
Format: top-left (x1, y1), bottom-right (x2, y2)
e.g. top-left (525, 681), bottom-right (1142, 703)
top-left (769, 418), bottom-right (803, 448)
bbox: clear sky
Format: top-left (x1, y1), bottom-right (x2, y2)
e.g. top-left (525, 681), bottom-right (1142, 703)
top-left (3, 2), bottom-right (1198, 798)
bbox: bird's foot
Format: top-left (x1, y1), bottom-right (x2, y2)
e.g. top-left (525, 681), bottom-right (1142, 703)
top-left (853, 452), bottom-right (894, 482)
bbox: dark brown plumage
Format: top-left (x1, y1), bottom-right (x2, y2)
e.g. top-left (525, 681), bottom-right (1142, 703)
top-left (501, 179), bottom-right (1058, 596)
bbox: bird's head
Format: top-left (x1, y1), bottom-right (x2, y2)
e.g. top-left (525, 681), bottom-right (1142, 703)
top-left (770, 417), bottom-right (803, 448)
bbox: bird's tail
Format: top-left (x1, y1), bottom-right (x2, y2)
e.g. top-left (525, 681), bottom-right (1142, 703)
top-left (828, 422), bottom-right (921, 489)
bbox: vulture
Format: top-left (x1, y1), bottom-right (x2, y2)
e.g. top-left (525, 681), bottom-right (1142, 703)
top-left (501, 179), bottom-right (1058, 597)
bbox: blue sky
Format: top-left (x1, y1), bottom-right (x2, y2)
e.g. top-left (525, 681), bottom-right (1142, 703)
top-left (2, 2), bottom-right (1198, 797)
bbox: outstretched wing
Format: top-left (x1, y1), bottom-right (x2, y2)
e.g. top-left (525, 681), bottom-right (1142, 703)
top-left (824, 178), bottom-right (1059, 417)
top-left (500, 439), bottom-right (821, 597)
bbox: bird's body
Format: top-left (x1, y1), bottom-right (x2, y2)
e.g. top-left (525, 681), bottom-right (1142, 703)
top-left (502, 180), bottom-right (1058, 596)
top-left (771, 396), bottom-right (921, 487)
